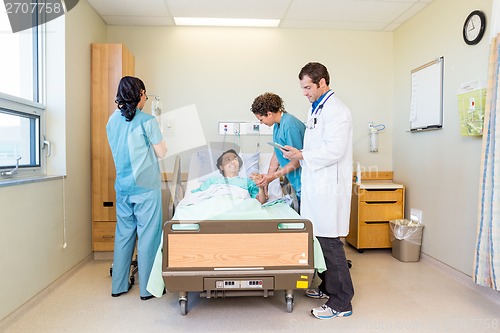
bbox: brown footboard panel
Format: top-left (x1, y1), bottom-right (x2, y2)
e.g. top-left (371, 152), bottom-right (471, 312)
top-left (162, 219), bottom-right (315, 294)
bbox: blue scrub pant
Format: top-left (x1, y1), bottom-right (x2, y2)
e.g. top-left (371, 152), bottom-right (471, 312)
top-left (112, 189), bottom-right (162, 298)
top-left (316, 237), bottom-right (354, 312)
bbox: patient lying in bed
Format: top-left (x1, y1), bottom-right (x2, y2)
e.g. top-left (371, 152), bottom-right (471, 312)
top-left (179, 149), bottom-right (267, 206)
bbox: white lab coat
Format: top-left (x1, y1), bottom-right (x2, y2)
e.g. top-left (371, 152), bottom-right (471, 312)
top-left (300, 92), bottom-right (353, 238)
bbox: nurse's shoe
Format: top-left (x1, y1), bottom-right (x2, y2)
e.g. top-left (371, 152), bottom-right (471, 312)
top-left (141, 288), bottom-right (166, 300)
top-left (305, 288), bottom-right (329, 299)
top-left (311, 304), bottom-right (352, 320)
top-left (111, 283), bottom-right (132, 297)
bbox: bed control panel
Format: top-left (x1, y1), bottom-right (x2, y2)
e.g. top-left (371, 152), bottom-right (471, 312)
top-left (204, 277), bottom-right (274, 290)
top-left (217, 280), bottom-right (262, 289)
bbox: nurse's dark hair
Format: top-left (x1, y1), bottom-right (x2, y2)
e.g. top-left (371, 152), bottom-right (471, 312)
top-left (250, 92), bottom-right (286, 117)
top-left (298, 62), bottom-right (330, 86)
top-left (216, 149), bottom-right (243, 176)
top-left (115, 76), bottom-right (146, 122)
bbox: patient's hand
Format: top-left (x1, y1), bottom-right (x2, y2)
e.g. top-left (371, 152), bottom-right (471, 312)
top-left (250, 172), bottom-right (264, 184)
top-left (251, 172), bottom-right (275, 188)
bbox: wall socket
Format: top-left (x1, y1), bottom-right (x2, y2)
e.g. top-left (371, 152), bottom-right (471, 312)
top-left (410, 208), bottom-right (423, 223)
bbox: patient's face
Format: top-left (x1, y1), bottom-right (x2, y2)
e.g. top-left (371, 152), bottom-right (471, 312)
top-left (220, 152), bottom-right (240, 177)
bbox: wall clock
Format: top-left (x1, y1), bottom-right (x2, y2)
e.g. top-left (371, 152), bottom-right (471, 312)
top-left (463, 10), bottom-right (486, 45)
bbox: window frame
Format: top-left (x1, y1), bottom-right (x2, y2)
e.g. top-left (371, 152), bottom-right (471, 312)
top-left (0, 13), bottom-right (46, 180)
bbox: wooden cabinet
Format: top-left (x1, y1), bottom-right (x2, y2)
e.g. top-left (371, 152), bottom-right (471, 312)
top-left (346, 182), bottom-right (405, 252)
top-left (91, 44), bottom-right (135, 252)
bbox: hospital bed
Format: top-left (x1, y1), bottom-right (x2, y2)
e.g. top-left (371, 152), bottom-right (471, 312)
top-left (160, 149), bottom-right (318, 315)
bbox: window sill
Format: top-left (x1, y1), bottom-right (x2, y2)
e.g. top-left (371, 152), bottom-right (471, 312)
top-left (0, 175), bottom-right (65, 188)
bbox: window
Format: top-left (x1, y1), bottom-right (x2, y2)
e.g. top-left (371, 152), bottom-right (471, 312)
top-left (0, 5), bottom-right (45, 178)
top-left (0, 107), bottom-right (41, 168)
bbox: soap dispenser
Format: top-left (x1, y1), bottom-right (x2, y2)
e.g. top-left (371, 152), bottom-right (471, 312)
top-left (355, 162), bottom-right (362, 184)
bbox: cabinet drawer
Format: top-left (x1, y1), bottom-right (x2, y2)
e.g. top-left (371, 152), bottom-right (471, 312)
top-left (93, 222), bottom-right (116, 251)
top-left (358, 222), bottom-right (391, 248)
top-left (359, 188), bottom-right (403, 202)
top-left (359, 202), bottom-right (403, 221)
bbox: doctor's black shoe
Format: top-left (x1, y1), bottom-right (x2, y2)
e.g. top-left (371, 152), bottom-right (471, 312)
top-left (140, 295), bottom-right (155, 301)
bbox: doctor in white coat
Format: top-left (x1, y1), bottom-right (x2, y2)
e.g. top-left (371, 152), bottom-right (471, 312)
top-left (283, 62), bottom-right (354, 320)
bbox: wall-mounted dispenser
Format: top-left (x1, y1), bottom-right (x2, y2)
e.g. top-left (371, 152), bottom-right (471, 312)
top-left (152, 95), bottom-right (162, 117)
top-left (368, 122), bottom-right (385, 152)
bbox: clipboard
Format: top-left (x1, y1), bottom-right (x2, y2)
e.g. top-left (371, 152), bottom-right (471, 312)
top-left (267, 142), bottom-right (289, 151)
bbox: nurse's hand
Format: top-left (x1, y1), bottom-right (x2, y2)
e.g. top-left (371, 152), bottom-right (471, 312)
top-left (250, 172), bottom-right (265, 185)
top-left (282, 146), bottom-right (303, 161)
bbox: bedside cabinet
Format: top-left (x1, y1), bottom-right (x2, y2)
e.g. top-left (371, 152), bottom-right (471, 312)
top-left (346, 182), bottom-right (405, 252)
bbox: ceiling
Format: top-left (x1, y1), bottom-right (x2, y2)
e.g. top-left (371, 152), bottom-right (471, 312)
top-left (86, 0), bottom-right (435, 32)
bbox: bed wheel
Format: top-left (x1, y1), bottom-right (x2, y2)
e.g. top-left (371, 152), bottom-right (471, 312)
top-left (109, 267), bottom-right (113, 276)
top-left (285, 297), bottom-right (293, 313)
top-left (179, 299), bottom-right (188, 316)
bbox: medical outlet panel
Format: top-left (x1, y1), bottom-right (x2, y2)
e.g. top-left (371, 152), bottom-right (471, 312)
top-left (219, 122), bottom-right (274, 135)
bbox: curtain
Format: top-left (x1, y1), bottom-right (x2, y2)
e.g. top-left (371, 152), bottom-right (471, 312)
top-left (474, 33), bottom-right (500, 291)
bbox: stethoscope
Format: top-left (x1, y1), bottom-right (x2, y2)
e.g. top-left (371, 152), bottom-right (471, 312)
top-left (307, 90), bottom-right (334, 129)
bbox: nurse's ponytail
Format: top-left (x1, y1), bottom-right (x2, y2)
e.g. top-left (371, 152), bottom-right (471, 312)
top-left (115, 76), bottom-right (146, 122)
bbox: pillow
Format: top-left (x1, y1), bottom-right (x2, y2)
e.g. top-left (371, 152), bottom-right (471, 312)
top-left (195, 149), bottom-right (223, 178)
top-left (185, 150), bottom-right (220, 193)
top-left (240, 152), bottom-right (260, 177)
top-left (259, 153), bottom-right (273, 174)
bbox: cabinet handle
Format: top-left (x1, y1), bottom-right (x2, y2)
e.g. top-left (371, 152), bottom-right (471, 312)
top-left (102, 201), bottom-right (114, 207)
top-left (365, 188), bottom-right (398, 192)
top-left (364, 221), bottom-right (389, 224)
top-left (365, 201), bottom-right (397, 204)
top-left (103, 235), bottom-right (114, 239)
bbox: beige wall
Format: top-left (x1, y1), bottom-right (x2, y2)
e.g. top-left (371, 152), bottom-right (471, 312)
top-left (0, 1), bottom-right (106, 321)
top-left (106, 26), bottom-right (395, 171)
top-left (1, 0), bottom-right (496, 322)
top-left (393, 0), bottom-right (492, 275)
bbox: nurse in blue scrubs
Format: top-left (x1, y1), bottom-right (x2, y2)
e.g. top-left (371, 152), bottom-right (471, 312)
top-left (106, 76), bottom-right (167, 300)
top-left (250, 92), bottom-right (305, 201)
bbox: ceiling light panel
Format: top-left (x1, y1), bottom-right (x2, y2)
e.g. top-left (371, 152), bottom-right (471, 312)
top-left (174, 17), bottom-right (280, 27)
top-left (166, 0), bottom-right (290, 19)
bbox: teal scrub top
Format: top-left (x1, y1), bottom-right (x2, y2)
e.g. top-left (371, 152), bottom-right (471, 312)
top-left (106, 109), bottom-right (163, 195)
top-left (192, 176), bottom-right (260, 198)
top-left (273, 112), bottom-right (306, 198)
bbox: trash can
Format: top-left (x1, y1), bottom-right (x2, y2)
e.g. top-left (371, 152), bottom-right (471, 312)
top-left (389, 219), bottom-right (424, 262)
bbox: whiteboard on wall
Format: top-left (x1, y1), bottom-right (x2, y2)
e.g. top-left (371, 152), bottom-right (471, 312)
top-left (409, 57), bottom-right (444, 131)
